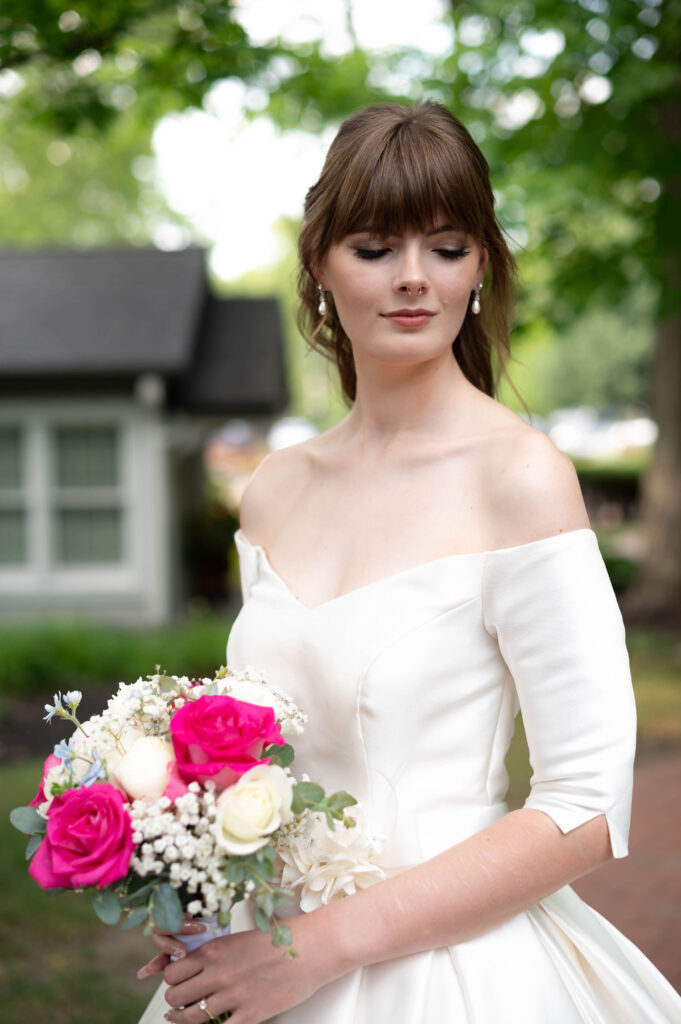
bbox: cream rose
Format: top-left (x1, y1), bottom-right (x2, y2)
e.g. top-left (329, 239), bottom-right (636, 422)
top-left (214, 764), bottom-right (293, 855)
top-left (109, 736), bottom-right (175, 801)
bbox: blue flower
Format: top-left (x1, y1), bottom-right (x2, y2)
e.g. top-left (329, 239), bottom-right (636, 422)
top-left (54, 736), bottom-right (75, 770)
top-left (43, 693), bottom-right (63, 723)
top-left (80, 749), bottom-right (106, 787)
top-left (63, 690), bottom-right (82, 710)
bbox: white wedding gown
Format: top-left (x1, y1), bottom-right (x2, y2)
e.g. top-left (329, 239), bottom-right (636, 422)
top-left (140, 526), bottom-right (681, 1023)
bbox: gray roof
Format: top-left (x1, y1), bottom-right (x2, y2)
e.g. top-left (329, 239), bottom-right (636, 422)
top-left (0, 247), bottom-right (288, 413)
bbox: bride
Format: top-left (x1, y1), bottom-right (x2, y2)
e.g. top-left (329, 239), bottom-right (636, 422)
top-left (136, 101), bottom-right (681, 1023)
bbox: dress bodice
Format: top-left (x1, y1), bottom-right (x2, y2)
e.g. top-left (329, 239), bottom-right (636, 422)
top-left (140, 529), bottom-right (681, 1024)
top-left (227, 527), bottom-right (636, 868)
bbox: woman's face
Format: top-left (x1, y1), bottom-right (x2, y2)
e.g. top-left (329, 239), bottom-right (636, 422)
top-left (319, 220), bottom-right (488, 365)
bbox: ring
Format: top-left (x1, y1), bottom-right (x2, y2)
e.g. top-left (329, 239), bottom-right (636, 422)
top-left (198, 998), bottom-right (212, 1021)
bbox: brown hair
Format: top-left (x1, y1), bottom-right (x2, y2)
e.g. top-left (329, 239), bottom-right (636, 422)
top-left (297, 101), bottom-right (518, 405)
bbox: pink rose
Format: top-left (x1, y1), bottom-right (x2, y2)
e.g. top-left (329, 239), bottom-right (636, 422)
top-left (29, 753), bottom-right (61, 807)
top-left (170, 694), bottom-right (284, 790)
top-left (29, 784), bottom-right (134, 890)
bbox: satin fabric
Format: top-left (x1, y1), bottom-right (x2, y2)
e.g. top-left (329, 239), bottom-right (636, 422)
top-left (139, 527), bottom-right (681, 1023)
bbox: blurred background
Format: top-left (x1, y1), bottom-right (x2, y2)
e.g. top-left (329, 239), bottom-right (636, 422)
top-left (0, 0), bottom-right (679, 1018)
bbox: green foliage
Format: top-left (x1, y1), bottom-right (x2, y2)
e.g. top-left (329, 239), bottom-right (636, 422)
top-left (0, 612), bottom-right (235, 699)
top-left (149, 882), bottom-right (184, 933)
top-left (9, 804), bottom-right (45, 835)
top-left (91, 888), bottom-right (122, 926)
top-left (291, 782), bottom-right (357, 830)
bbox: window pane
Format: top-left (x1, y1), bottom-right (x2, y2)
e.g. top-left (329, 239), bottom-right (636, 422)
top-left (55, 426), bottom-right (118, 487)
top-left (0, 427), bottom-right (21, 488)
top-left (54, 508), bottom-right (122, 564)
top-left (0, 509), bottom-right (27, 564)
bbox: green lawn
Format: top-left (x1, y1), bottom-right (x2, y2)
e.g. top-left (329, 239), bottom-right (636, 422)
top-left (1, 761), bottom-right (157, 1023)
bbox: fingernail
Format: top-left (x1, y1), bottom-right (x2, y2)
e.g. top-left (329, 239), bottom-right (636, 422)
top-left (173, 945), bottom-right (187, 958)
top-left (137, 966), bottom-right (149, 979)
top-left (184, 921), bottom-right (207, 933)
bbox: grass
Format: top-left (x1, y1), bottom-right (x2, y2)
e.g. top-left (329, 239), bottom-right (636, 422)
top-left (1, 761), bottom-right (156, 1023)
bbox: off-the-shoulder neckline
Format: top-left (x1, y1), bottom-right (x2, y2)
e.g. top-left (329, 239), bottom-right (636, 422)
top-left (233, 527), bottom-right (597, 614)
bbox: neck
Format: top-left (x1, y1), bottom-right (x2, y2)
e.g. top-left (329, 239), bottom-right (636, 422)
top-left (341, 349), bottom-right (475, 452)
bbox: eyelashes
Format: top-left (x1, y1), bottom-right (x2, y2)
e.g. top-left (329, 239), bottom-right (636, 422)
top-left (352, 247), bottom-right (471, 262)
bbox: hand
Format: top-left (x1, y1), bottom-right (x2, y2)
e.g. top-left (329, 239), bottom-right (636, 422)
top-left (137, 916), bottom-right (208, 981)
top-left (158, 912), bottom-right (338, 1024)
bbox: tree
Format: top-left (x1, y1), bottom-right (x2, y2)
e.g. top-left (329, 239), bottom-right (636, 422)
top-left (2, 1), bottom-right (678, 620)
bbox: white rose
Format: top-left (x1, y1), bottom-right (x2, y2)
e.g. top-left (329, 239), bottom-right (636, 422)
top-left (103, 724), bottom-right (147, 772)
top-left (214, 764), bottom-right (293, 855)
top-left (224, 680), bottom-right (278, 712)
top-left (110, 736), bottom-right (175, 801)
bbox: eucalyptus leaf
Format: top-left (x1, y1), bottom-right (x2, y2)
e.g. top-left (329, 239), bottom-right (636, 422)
top-left (291, 781), bottom-right (324, 813)
top-left (25, 833), bottom-right (42, 860)
top-left (10, 805), bottom-right (47, 836)
top-left (265, 743), bottom-right (294, 767)
top-left (121, 905), bottom-right (149, 931)
top-left (254, 906), bottom-right (270, 933)
top-left (91, 889), bottom-right (122, 926)
top-left (272, 924), bottom-right (293, 948)
top-left (151, 883), bottom-right (184, 933)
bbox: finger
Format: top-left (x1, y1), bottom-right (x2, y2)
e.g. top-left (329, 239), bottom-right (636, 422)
top-left (154, 933), bottom-right (189, 958)
top-left (163, 952), bottom-right (204, 987)
top-left (163, 992), bottom-right (232, 1024)
top-left (137, 953), bottom-right (170, 980)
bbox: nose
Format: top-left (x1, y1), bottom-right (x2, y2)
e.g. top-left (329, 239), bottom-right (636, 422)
top-left (394, 242), bottom-right (428, 297)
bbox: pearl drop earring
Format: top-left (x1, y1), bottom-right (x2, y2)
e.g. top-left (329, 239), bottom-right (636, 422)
top-left (471, 283), bottom-right (482, 315)
top-left (317, 282), bottom-right (327, 315)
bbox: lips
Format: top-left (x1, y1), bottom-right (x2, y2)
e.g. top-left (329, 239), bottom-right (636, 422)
top-left (381, 308), bottom-right (436, 328)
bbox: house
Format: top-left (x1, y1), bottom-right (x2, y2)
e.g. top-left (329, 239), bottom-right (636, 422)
top-left (0, 246), bottom-right (287, 624)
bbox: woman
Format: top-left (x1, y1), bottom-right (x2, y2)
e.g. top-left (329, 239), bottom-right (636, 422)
top-left (137, 102), bottom-right (681, 1023)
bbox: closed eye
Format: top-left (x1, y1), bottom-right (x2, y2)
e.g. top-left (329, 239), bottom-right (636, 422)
top-left (436, 247), bottom-right (471, 260)
top-left (352, 247), bottom-right (390, 260)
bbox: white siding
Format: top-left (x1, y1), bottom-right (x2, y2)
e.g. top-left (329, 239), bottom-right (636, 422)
top-left (0, 398), bottom-right (172, 625)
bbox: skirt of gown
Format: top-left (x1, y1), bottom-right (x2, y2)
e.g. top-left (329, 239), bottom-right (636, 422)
top-left (137, 882), bottom-right (681, 1023)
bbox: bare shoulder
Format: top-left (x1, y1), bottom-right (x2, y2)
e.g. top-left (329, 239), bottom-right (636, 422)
top-left (480, 414), bottom-right (591, 549)
top-left (238, 438), bottom-right (315, 544)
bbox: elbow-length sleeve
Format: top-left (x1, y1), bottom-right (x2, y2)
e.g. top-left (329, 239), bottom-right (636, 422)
top-left (482, 528), bottom-right (637, 858)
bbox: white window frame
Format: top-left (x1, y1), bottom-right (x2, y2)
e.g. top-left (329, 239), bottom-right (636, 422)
top-left (0, 400), bottom-right (145, 596)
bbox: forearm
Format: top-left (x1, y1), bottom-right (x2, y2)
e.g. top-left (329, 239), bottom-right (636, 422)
top-left (297, 807), bottom-right (612, 975)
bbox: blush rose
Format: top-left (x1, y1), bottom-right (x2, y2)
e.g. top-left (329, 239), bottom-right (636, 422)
top-left (29, 753), bottom-right (61, 808)
top-left (169, 694), bottom-right (284, 790)
top-left (29, 784), bottom-right (134, 890)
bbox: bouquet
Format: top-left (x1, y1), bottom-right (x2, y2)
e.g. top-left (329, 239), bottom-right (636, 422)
top-left (9, 665), bottom-right (376, 958)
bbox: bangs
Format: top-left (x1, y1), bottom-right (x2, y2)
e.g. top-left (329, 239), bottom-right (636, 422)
top-left (325, 122), bottom-right (487, 242)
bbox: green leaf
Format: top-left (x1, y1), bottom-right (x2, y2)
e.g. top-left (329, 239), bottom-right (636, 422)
top-left (271, 924), bottom-right (293, 948)
top-left (291, 781), bottom-right (324, 813)
top-left (264, 743), bottom-right (294, 767)
top-left (253, 905), bottom-right (270, 933)
top-left (10, 806), bottom-right (47, 836)
top-left (151, 883), bottom-right (184, 933)
top-left (121, 905), bottom-right (149, 931)
top-left (217, 908), bottom-right (232, 928)
top-left (91, 889), bottom-right (122, 926)
top-left (25, 834), bottom-right (42, 860)
top-left (260, 891), bottom-right (275, 916)
top-left (327, 790), bottom-right (357, 811)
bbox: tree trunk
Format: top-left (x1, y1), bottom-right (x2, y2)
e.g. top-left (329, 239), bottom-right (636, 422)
top-left (621, 308), bottom-right (681, 627)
